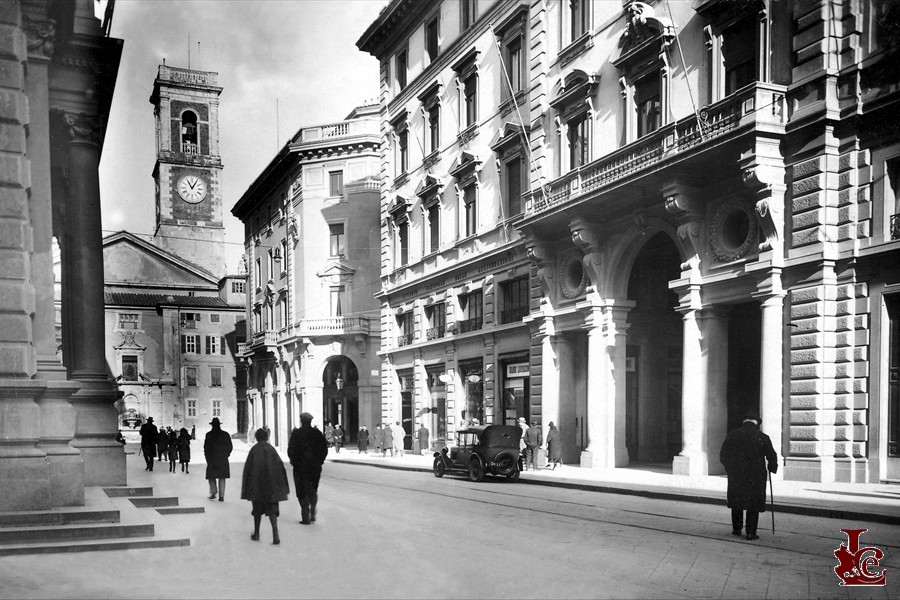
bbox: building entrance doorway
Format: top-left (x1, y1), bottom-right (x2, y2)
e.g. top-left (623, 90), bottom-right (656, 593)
top-left (726, 302), bottom-right (762, 432)
top-left (323, 356), bottom-right (358, 444)
top-left (625, 232), bottom-right (683, 464)
top-left (884, 296), bottom-right (900, 479)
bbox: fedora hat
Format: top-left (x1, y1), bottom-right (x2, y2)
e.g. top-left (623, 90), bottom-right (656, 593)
top-left (209, 417), bottom-right (222, 426)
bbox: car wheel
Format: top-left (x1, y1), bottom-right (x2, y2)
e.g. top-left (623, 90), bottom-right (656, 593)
top-left (468, 458), bottom-right (485, 482)
top-left (508, 467), bottom-right (520, 483)
top-left (493, 452), bottom-right (517, 477)
top-left (432, 457), bottom-right (445, 478)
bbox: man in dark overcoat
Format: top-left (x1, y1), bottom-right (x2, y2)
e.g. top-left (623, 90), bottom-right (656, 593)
top-left (204, 417), bottom-right (233, 501)
top-left (287, 412), bottom-right (328, 525)
top-left (719, 412), bottom-right (778, 540)
top-left (241, 428), bottom-right (289, 544)
top-left (156, 426), bottom-right (168, 462)
top-left (139, 417), bottom-right (158, 471)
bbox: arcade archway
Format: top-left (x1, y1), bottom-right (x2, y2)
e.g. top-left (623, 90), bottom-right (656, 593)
top-left (322, 356), bottom-right (359, 444)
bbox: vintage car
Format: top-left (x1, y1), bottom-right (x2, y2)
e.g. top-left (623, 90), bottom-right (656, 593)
top-left (432, 424), bottom-right (522, 482)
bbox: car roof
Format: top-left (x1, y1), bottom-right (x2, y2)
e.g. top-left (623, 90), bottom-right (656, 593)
top-left (457, 424), bottom-right (522, 445)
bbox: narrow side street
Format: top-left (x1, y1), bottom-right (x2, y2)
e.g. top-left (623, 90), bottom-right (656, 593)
top-left (0, 450), bottom-right (896, 599)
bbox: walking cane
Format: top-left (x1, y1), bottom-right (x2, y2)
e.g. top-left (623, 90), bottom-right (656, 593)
top-left (768, 471), bottom-right (776, 535)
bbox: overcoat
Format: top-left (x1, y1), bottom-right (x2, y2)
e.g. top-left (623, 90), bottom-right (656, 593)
top-left (139, 422), bottom-right (158, 455)
top-left (177, 434), bottom-right (191, 463)
top-left (288, 424), bottom-right (328, 485)
top-left (357, 428), bottom-right (369, 451)
top-left (204, 426), bottom-right (233, 479)
top-left (374, 426), bottom-right (384, 449)
top-left (241, 440), bottom-right (289, 504)
top-left (382, 425), bottom-right (393, 448)
top-left (417, 426), bottom-right (429, 452)
top-left (546, 426), bottom-right (561, 460)
top-left (157, 429), bottom-right (169, 455)
top-left (719, 422), bottom-right (778, 512)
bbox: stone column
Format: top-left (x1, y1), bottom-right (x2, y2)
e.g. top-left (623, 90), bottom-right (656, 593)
top-left (537, 317), bottom-right (560, 435)
top-left (674, 307), bottom-right (709, 476)
top-left (759, 293), bottom-right (786, 475)
top-left (605, 303), bottom-right (632, 468)
top-left (704, 311), bottom-right (730, 475)
top-left (62, 111), bottom-right (125, 486)
top-left (581, 305), bottom-right (604, 468)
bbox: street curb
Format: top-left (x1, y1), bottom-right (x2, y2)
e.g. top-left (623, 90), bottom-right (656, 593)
top-left (331, 459), bottom-right (900, 525)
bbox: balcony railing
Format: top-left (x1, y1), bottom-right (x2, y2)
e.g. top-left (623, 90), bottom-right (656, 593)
top-left (426, 325), bottom-right (446, 340)
top-left (526, 82), bottom-right (787, 216)
top-left (292, 317), bottom-right (370, 337)
top-left (237, 342), bottom-right (247, 355)
top-left (892, 214), bottom-right (900, 241)
top-left (500, 306), bottom-right (529, 324)
top-left (397, 333), bottom-right (414, 347)
top-left (298, 119), bottom-right (379, 144)
top-left (458, 318), bottom-right (482, 334)
top-left (246, 330), bottom-right (277, 350)
top-left (158, 65), bottom-right (218, 86)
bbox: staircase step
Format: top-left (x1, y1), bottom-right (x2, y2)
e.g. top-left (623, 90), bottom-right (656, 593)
top-left (156, 507), bottom-right (205, 515)
top-left (0, 509), bottom-right (119, 528)
top-left (0, 523), bottom-right (154, 545)
top-left (129, 497), bottom-right (178, 508)
top-left (103, 487), bottom-right (154, 498)
top-left (0, 536), bottom-right (190, 556)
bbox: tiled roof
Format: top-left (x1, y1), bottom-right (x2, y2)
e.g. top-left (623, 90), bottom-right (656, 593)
top-left (105, 292), bottom-right (242, 309)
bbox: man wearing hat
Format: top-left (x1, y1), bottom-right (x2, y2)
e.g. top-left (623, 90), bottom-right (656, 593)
top-left (719, 411), bottom-right (778, 540)
top-left (523, 418), bottom-right (543, 471)
top-left (287, 412), bottom-right (328, 525)
top-left (204, 417), bottom-right (233, 501)
top-left (139, 417), bottom-right (158, 471)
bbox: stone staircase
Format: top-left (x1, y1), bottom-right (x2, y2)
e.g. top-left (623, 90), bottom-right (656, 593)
top-left (0, 485), bottom-right (202, 556)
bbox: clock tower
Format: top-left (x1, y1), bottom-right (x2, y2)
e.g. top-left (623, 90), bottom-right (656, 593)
top-left (150, 63), bottom-right (225, 276)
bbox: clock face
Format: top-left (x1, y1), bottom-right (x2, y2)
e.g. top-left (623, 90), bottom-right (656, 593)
top-left (176, 174), bottom-right (208, 204)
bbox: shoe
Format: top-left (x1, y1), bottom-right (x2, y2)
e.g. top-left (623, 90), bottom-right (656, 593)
top-left (250, 533), bottom-right (259, 541)
top-left (218, 497), bottom-right (224, 502)
top-left (731, 529), bottom-right (742, 536)
top-left (208, 493), bottom-right (217, 500)
top-left (273, 536), bottom-right (280, 545)
top-left (299, 519), bottom-right (310, 525)
top-left (310, 508), bottom-right (316, 523)
top-left (746, 533), bottom-right (759, 541)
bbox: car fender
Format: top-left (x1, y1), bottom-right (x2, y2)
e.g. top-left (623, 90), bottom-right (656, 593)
top-left (433, 449), bottom-right (450, 468)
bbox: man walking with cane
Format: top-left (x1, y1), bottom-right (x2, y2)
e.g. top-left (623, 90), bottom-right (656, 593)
top-left (719, 411), bottom-right (778, 540)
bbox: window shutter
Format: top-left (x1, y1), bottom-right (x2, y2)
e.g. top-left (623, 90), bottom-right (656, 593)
top-left (205, 336), bottom-right (211, 354)
top-left (181, 335), bottom-right (186, 353)
top-left (221, 336), bottom-right (226, 355)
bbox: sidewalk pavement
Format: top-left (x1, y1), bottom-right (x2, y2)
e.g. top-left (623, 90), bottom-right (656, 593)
top-left (326, 448), bottom-right (900, 524)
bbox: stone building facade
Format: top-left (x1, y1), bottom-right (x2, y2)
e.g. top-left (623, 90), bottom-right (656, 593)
top-left (0, 0), bottom-right (124, 511)
top-left (232, 105), bottom-right (382, 453)
top-left (360, 0), bottom-right (900, 483)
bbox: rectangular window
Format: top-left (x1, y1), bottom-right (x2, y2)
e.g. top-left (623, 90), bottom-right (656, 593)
top-left (505, 37), bottom-right (523, 96)
top-left (397, 311), bottom-right (414, 346)
top-left (396, 127), bottom-right (409, 175)
top-left (181, 334), bottom-right (198, 354)
top-left (635, 74), bottom-right (661, 138)
top-left (570, 0), bottom-right (589, 40)
top-left (255, 258), bottom-right (261, 289)
top-left (212, 400), bottom-right (222, 418)
top-left (267, 248), bottom-right (275, 280)
top-left (185, 365), bottom-right (198, 387)
top-left (118, 313), bottom-right (139, 330)
top-left (428, 104), bottom-right (440, 154)
top-left (396, 49), bottom-right (408, 90)
top-left (329, 223), bottom-right (345, 256)
top-left (206, 335), bottom-right (220, 355)
top-left (281, 239), bottom-right (288, 272)
top-left (463, 74), bottom-right (477, 128)
top-left (426, 15), bottom-right (439, 62)
top-left (464, 184), bottom-right (477, 237)
top-left (427, 203), bottom-right (440, 253)
top-left (426, 302), bottom-right (446, 339)
top-left (459, 290), bottom-right (483, 333)
top-left (231, 280), bottom-right (246, 294)
top-left (188, 400), bottom-right (197, 417)
top-left (329, 171), bottom-right (344, 197)
top-left (505, 157), bottom-right (523, 218)
top-left (461, 0), bottom-right (476, 30)
top-left (210, 313), bottom-right (220, 323)
top-left (183, 312), bottom-right (199, 329)
top-left (330, 286), bottom-right (346, 317)
top-left (210, 367), bottom-right (223, 387)
top-left (121, 355), bottom-right (138, 381)
top-left (568, 113), bottom-right (589, 170)
top-left (501, 277), bottom-right (530, 324)
top-left (397, 220), bottom-right (409, 267)
top-left (722, 22), bottom-right (756, 95)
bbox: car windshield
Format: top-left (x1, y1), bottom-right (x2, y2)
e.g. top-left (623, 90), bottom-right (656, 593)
top-left (456, 431), bottom-right (480, 446)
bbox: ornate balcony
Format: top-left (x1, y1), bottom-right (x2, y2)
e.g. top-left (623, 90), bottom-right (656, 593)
top-left (245, 329), bottom-right (277, 352)
top-left (426, 325), bottom-right (446, 340)
top-left (458, 318), bottom-right (482, 334)
top-left (297, 119), bottom-right (379, 144)
top-left (525, 83), bottom-right (787, 217)
top-left (500, 306), bottom-right (529, 324)
top-left (397, 333), bottom-right (414, 347)
top-left (292, 317), bottom-right (370, 337)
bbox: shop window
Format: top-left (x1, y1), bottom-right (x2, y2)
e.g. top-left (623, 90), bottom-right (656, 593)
top-left (459, 359), bottom-right (484, 426)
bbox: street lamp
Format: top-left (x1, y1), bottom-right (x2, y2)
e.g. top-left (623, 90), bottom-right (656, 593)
top-left (335, 373), bottom-right (344, 431)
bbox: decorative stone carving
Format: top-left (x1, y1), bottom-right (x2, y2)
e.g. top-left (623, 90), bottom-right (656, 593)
top-left (743, 165), bottom-right (784, 252)
top-left (709, 198), bottom-right (759, 263)
top-left (287, 213), bottom-right (299, 245)
top-left (23, 14), bottom-right (55, 60)
top-left (570, 219), bottom-right (603, 288)
top-left (618, 1), bottom-right (675, 56)
top-left (559, 249), bottom-right (588, 300)
top-left (662, 181), bottom-right (701, 271)
top-left (526, 240), bottom-right (555, 299)
top-left (63, 112), bottom-right (103, 147)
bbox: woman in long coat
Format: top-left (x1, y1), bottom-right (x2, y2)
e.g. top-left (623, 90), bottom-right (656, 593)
top-left (546, 422), bottom-right (562, 470)
top-left (177, 427), bottom-right (191, 474)
top-left (241, 428), bottom-right (290, 545)
top-left (381, 424), bottom-right (393, 457)
top-left (357, 426), bottom-right (369, 453)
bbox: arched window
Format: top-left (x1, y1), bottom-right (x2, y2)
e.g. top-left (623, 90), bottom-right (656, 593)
top-left (181, 111), bottom-right (199, 154)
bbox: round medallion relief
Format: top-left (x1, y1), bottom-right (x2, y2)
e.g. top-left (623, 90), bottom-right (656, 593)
top-left (559, 252), bottom-right (588, 299)
top-left (710, 199), bottom-right (758, 263)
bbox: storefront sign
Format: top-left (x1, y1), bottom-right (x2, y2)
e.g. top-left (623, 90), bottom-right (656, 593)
top-left (506, 362), bottom-right (529, 378)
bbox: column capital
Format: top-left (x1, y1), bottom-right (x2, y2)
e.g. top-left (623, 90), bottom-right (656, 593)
top-left (61, 112), bottom-right (103, 147)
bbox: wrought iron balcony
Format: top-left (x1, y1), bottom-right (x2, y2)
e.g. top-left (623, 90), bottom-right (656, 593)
top-left (397, 333), bottom-right (414, 347)
top-left (500, 306), bottom-right (529, 324)
top-left (891, 214), bottom-right (900, 241)
top-left (458, 318), bottom-right (482, 333)
top-left (525, 82), bottom-right (787, 217)
top-left (426, 325), bottom-right (446, 340)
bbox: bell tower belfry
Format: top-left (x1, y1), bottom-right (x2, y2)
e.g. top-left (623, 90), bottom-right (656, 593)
top-left (149, 63), bottom-right (225, 276)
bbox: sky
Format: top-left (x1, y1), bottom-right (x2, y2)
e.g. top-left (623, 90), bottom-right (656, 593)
top-left (98, 0), bottom-right (386, 273)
